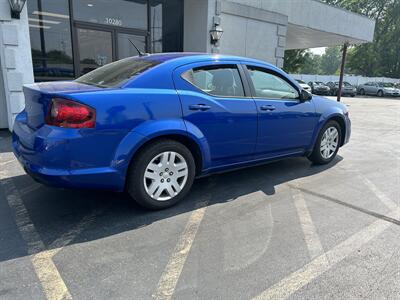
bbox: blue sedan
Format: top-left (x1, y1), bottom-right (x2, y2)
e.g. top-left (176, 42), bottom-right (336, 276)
top-left (12, 53), bottom-right (351, 209)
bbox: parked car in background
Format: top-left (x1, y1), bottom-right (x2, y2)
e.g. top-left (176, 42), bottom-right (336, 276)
top-left (295, 79), bottom-right (312, 92)
top-left (308, 81), bottom-right (330, 95)
top-left (326, 81), bottom-right (356, 97)
top-left (358, 82), bottom-right (400, 97)
top-left (12, 53), bottom-right (351, 210)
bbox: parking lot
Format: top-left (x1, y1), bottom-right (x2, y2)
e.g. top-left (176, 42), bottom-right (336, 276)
top-left (0, 95), bottom-right (399, 300)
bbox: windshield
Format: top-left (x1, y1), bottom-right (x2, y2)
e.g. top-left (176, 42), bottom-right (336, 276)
top-left (296, 79), bottom-right (306, 84)
top-left (343, 82), bottom-right (351, 86)
top-left (315, 81), bottom-right (324, 85)
top-left (379, 82), bottom-right (394, 87)
top-left (75, 57), bottom-right (161, 88)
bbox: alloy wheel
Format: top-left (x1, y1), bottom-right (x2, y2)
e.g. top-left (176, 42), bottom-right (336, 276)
top-left (143, 151), bottom-right (188, 201)
top-left (320, 127), bottom-right (339, 159)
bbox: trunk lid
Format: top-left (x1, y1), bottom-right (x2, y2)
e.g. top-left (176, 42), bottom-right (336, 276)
top-left (23, 81), bottom-right (102, 129)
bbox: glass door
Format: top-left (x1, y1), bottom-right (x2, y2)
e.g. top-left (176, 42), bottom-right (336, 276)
top-left (76, 27), bottom-right (113, 76)
top-left (74, 24), bottom-right (147, 76)
top-left (117, 32), bottom-right (146, 60)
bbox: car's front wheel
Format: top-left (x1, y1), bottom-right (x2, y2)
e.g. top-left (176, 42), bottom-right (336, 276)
top-left (127, 139), bottom-right (196, 210)
top-left (308, 120), bottom-right (341, 165)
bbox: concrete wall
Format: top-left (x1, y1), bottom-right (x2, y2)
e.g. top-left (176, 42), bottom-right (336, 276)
top-left (183, 0), bottom-right (287, 67)
top-left (291, 74), bottom-right (400, 86)
top-left (183, 0), bottom-right (210, 52)
top-left (0, 0), bottom-right (34, 129)
top-left (218, 1), bottom-right (287, 67)
top-left (254, 0), bottom-right (375, 45)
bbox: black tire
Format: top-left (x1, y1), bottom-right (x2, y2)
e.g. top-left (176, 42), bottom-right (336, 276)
top-left (126, 139), bottom-right (196, 210)
top-left (377, 90), bottom-right (384, 97)
top-left (308, 120), bottom-right (341, 165)
top-left (359, 88), bottom-right (365, 95)
top-left (350, 94), bottom-right (355, 97)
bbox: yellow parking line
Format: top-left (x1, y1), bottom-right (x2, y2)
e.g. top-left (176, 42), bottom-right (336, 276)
top-left (252, 207), bottom-right (400, 300)
top-left (360, 176), bottom-right (398, 211)
top-left (153, 179), bottom-right (216, 300)
top-left (291, 185), bottom-right (325, 259)
top-left (0, 176), bottom-right (73, 300)
top-left (153, 201), bottom-right (208, 300)
top-left (31, 250), bottom-right (72, 300)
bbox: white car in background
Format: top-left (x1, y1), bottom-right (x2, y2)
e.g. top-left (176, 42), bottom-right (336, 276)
top-left (358, 82), bottom-right (400, 97)
top-left (295, 79), bottom-right (312, 92)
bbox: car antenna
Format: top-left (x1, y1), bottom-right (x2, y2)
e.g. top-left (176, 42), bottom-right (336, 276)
top-left (128, 39), bottom-right (148, 57)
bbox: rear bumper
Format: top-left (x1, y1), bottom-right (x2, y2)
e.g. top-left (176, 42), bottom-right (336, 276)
top-left (343, 115), bottom-right (351, 145)
top-left (314, 90), bottom-right (330, 95)
top-left (12, 112), bottom-right (125, 191)
top-left (384, 91), bottom-right (400, 96)
top-left (342, 90), bottom-right (356, 96)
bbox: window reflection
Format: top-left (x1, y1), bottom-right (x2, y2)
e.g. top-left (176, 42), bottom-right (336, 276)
top-left (150, 0), bottom-right (183, 53)
top-left (77, 29), bottom-right (113, 76)
top-left (118, 33), bottom-right (146, 59)
top-left (28, 0), bottom-right (74, 81)
top-left (72, 0), bottom-right (147, 30)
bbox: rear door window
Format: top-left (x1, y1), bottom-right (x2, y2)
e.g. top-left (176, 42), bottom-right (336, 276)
top-left (182, 65), bottom-right (245, 97)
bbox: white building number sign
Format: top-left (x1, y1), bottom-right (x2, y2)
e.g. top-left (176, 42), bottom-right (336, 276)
top-left (105, 18), bottom-right (122, 26)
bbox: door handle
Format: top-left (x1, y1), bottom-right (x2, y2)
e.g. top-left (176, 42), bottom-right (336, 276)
top-left (189, 104), bottom-right (211, 111)
top-left (259, 105), bottom-right (276, 111)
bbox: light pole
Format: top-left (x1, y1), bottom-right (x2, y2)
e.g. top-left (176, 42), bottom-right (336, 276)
top-left (337, 42), bottom-right (349, 102)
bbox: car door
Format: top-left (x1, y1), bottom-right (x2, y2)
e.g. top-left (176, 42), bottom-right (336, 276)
top-left (243, 64), bottom-right (318, 158)
top-left (366, 82), bottom-right (376, 95)
top-left (173, 62), bottom-right (258, 167)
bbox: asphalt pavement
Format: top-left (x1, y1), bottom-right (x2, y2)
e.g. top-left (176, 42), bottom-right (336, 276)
top-left (0, 96), bottom-right (399, 299)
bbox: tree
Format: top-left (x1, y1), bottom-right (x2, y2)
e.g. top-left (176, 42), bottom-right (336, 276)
top-left (322, 0), bottom-right (400, 78)
top-left (319, 47), bottom-right (341, 75)
top-left (283, 49), bottom-right (310, 73)
top-left (301, 54), bottom-right (321, 74)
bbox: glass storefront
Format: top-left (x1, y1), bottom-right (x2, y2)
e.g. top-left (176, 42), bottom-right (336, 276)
top-left (28, 0), bottom-right (74, 81)
top-left (27, 0), bottom-right (183, 81)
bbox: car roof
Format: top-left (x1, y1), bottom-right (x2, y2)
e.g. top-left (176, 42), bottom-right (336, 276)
top-left (123, 52), bottom-right (301, 90)
top-left (140, 52), bottom-right (280, 70)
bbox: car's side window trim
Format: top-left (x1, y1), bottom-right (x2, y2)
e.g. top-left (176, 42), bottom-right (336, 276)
top-left (243, 65), bottom-right (301, 101)
top-left (180, 63), bottom-right (253, 99)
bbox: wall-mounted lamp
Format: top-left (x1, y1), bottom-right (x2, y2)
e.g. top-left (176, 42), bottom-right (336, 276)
top-left (9, 0), bottom-right (27, 19)
top-left (210, 25), bottom-right (223, 45)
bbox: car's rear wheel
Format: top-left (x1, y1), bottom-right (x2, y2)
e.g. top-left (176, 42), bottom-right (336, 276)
top-left (377, 90), bottom-right (384, 97)
top-left (308, 120), bottom-right (341, 165)
top-left (127, 139), bottom-right (196, 210)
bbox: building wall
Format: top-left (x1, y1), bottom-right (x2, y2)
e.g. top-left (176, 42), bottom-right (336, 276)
top-left (0, 58), bottom-right (7, 128)
top-left (219, 1), bottom-right (287, 67)
top-left (183, 0), bottom-right (287, 67)
top-left (0, 0), bottom-right (34, 129)
top-left (291, 74), bottom-right (400, 87)
top-left (183, 0), bottom-right (210, 52)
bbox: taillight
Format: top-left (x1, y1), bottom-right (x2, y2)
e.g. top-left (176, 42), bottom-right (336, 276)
top-left (46, 98), bottom-right (96, 128)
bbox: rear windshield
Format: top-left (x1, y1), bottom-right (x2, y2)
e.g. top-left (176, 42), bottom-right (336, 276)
top-left (75, 57), bottom-right (160, 88)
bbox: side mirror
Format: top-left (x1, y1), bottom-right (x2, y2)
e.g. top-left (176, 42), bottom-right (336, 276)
top-left (300, 89), bottom-right (312, 102)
